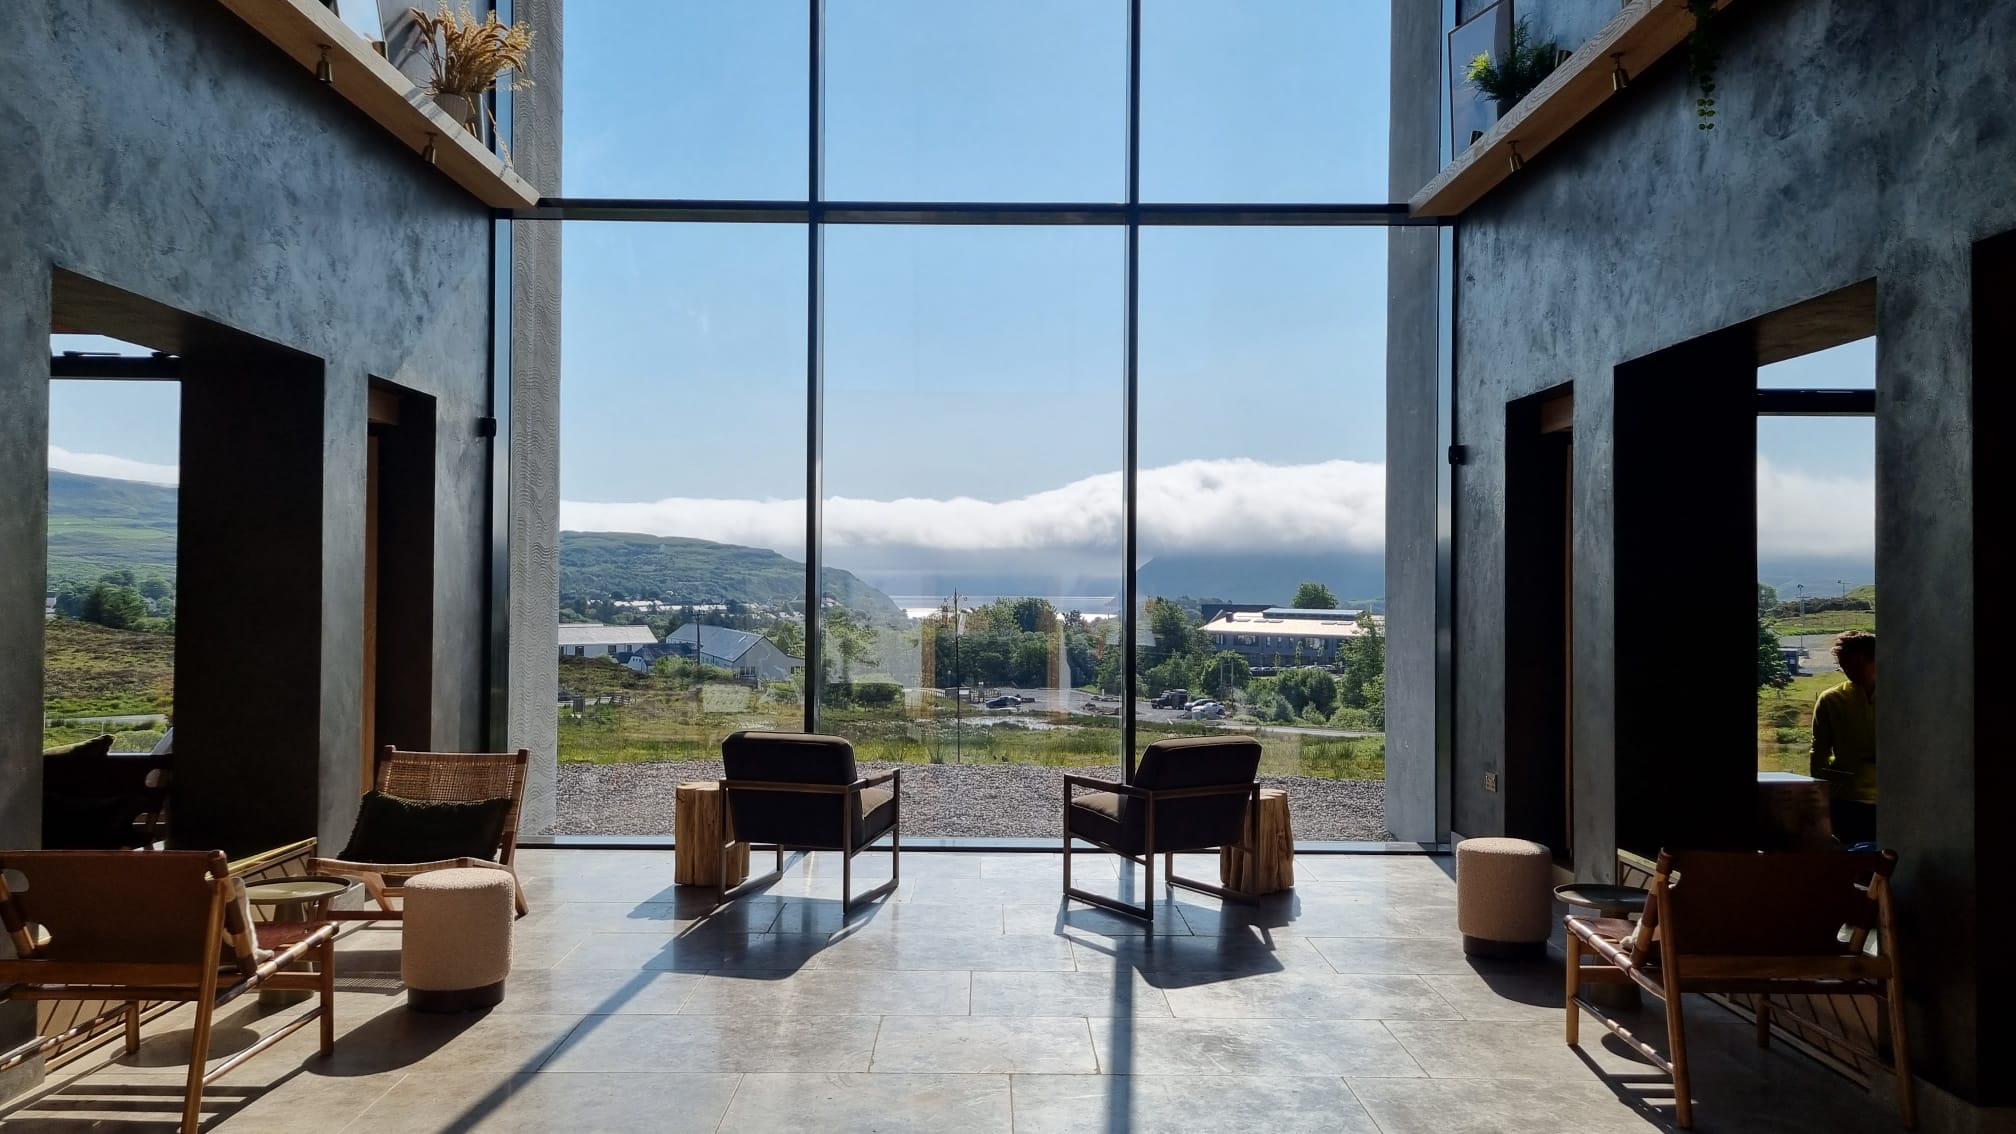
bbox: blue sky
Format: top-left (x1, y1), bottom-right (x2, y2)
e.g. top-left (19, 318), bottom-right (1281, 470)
top-left (43, 2), bottom-right (1871, 584)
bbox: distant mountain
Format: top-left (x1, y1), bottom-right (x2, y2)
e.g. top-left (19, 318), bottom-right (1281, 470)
top-left (46, 470), bottom-right (178, 583)
top-left (560, 531), bottom-right (904, 624)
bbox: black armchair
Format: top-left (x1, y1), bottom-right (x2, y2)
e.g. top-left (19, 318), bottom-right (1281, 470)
top-left (720, 731), bottom-right (900, 913)
top-left (1064, 734), bottom-right (1263, 924)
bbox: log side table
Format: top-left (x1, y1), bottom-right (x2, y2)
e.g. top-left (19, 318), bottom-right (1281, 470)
top-left (674, 781), bottom-right (750, 888)
top-left (1220, 787), bottom-right (1295, 895)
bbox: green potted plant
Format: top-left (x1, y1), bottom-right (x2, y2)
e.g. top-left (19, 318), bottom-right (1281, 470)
top-left (408, 1), bottom-right (534, 147)
top-left (1465, 17), bottom-right (1560, 116)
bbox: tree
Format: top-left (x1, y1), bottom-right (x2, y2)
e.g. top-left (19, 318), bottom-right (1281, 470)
top-left (1145, 597), bottom-right (1198, 661)
top-left (1757, 618), bottom-right (1789, 688)
top-left (764, 619), bottom-right (806, 659)
top-left (824, 606), bottom-right (880, 682)
top-left (1200, 650), bottom-right (1251, 698)
top-left (80, 583), bottom-right (148, 630)
top-left (1292, 582), bottom-right (1339, 610)
top-left (1757, 582), bottom-right (1779, 617)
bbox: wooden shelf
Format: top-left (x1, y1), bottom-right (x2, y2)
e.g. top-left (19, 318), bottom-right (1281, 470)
top-left (216, 0), bottom-right (538, 209)
top-left (1410, 0), bottom-right (1737, 218)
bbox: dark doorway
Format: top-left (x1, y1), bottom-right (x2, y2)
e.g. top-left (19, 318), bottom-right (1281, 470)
top-left (1504, 386), bottom-right (1572, 858)
top-left (364, 380), bottom-right (437, 789)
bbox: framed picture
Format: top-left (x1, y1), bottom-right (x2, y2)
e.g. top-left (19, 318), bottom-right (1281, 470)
top-left (1449, 0), bottom-right (1513, 154)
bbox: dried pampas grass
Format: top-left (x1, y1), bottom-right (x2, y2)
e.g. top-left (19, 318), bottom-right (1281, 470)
top-left (409, 2), bottom-right (534, 98)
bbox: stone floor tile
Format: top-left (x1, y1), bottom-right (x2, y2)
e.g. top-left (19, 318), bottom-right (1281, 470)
top-left (871, 1017), bottom-right (1097, 1074)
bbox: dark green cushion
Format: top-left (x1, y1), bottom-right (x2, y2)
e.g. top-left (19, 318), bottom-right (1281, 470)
top-left (43, 734), bottom-right (115, 759)
top-left (338, 791), bottom-right (511, 864)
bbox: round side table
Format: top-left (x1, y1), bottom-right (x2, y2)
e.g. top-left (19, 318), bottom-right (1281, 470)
top-left (247, 876), bottom-right (356, 1006)
top-left (1555, 883), bottom-right (1647, 1009)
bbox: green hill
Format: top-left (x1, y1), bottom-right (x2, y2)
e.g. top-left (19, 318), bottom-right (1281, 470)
top-left (46, 470), bottom-right (178, 584)
top-left (558, 531), bottom-right (904, 624)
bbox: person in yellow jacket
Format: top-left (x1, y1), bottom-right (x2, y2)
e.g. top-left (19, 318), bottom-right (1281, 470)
top-left (1810, 631), bottom-right (1876, 844)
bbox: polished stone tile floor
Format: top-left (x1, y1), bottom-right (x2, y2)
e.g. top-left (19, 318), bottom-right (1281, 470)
top-left (0, 850), bottom-right (1909, 1132)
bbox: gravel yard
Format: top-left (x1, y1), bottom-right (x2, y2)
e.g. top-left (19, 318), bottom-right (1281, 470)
top-left (556, 760), bottom-right (1389, 841)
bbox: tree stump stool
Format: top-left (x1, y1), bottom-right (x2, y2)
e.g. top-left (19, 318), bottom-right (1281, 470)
top-left (675, 781), bottom-right (749, 888)
top-left (1220, 787), bottom-right (1295, 895)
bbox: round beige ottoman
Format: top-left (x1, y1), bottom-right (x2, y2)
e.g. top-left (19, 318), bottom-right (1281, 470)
top-left (402, 868), bottom-right (514, 1012)
top-left (1455, 837), bottom-right (1552, 957)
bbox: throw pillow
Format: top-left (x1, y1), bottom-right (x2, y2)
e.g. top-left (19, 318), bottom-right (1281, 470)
top-left (338, 791), bottom-right (512, 864)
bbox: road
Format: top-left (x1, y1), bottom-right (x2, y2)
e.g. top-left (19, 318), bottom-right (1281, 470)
top-left (46, 712), bottom-right (166, 727)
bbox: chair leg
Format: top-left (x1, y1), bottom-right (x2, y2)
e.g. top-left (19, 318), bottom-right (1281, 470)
top-left (1888, 977), bottom-right (1916, 1129)
top-left (181, 1000), bottom-right (215, 1134)
top-left (1143, 852), bottom-right (1155, 927)
top-left (124, 1002), bottom-right (141, 1055)
top-left (1755, 999), bottom-right (1771, 1048)
top-left (1666, 989), bottom-right (1694, 1129)
top-left (318, 938), bottom-right (337, 1055)
top-left (1564, 940), bottom-right (1580, 1046)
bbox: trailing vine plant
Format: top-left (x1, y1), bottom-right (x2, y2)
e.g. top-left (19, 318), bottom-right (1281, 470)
top-left (1685, 0), bottom-right (1718, 130)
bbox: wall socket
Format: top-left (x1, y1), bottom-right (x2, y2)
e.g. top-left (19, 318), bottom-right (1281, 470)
top-left (1483, 772), bottom-right (1500, 793)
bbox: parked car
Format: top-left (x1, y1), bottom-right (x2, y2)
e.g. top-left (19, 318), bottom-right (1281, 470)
top-left (1016, 694), bottom-right (1035, 703)
top-left (1188, 701), bottom-right (1226, 720)
top-left (1152, 688), bottom-right (1190, 709)
top-left (983, 695), bottom-right (1017, 709)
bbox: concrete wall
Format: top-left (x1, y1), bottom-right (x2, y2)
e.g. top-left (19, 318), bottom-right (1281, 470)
top-left (0, 0), bottom-right (497, 849)
top-left (508, 0), bottom-right (563, 834)
top-left (1428, 0), bottom-right (2016, 1114)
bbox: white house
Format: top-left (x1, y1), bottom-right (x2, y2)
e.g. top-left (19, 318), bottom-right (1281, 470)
top-left (557, 622), bottom-right (659, 659)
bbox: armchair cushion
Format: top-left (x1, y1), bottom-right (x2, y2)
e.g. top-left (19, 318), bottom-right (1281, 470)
top-left (338, 790), bottom-right (512, 865)
top-left (856, 785), bottom-right (898, 846)
top-left (1068, 790), bottom-right (1138, 853)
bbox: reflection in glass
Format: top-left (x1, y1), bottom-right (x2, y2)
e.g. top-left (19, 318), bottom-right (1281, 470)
top-left (819, 226), bottom-right (1123, 815)
top-left (555, 223), bottom-right (808, 832)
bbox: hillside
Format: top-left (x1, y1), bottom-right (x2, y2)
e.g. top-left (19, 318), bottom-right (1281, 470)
top-left (560, 531), bottom-right (904, 624)
top-left (46, 469), bottom-right (177, 583)
top-left (43, 617), bottom-right (175, 717)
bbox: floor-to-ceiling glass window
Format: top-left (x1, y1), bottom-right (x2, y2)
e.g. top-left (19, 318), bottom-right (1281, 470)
top-left (1133, 229), bottom-right (1389, 839)
top-left (549, 0), bottom-right (1403, 840)
top-left (553, 223), bottom-right (808, 835)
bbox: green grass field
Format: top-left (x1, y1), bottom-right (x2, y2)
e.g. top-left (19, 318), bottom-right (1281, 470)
top-left (556, 658), bottom-right (1385, 780)
top-left (1769, 611), bottom-right (1876, 636)
top-left (41, 617), bottom-right (174, 731)
top-left (1757, 671), bottom-right (1842, 774)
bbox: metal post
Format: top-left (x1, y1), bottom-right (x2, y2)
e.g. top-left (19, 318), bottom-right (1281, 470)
top-left (802, 0), bottom-right (825, 733)
top-left (1121, 0), bottom-right (1142, 782)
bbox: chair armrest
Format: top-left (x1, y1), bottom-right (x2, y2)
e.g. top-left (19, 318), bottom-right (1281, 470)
top-left (1147, 783), bottom-right (1262, 801)
top-left (854, 769), bottom-right (900, 791)
top-left (1063, 775), bottom-right (1147, 799)
top-left (312, 856), bottom-right (509, 876)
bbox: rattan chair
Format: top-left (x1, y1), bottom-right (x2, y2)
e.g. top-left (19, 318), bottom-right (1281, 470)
top-left (1063, 735), bottom-right (1263, 924)
top-left (0, 850), bottom-right (338, 1134)
top-left (312, 747), bottom-right (530, 920)
top-left (1567, 848), bottom-right (1913, 1129)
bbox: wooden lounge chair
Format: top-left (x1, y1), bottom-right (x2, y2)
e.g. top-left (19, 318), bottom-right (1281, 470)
top-left (0, 850), bottom-right (338, 1134)
top-left (719, 731), bottom-right (900, 914)
top-left (312, 747), bottom-right (530, 920)
top-left (1063, 735), bottom-right (1263, 924)
top-left (1566, 848), bottom-right (1913, 1129)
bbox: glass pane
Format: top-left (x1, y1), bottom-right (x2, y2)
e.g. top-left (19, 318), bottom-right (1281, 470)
top-left (45, 377), bottom-right (180, 753)
top-left (1756, 413), bottom-right (1875, 785)
top-left (1141, 0), bottom-right (1389, 203)
top-left (1757, 336), bottom-right (1874, 389)
top-left (820, 226), bottom-right (1123, 835)
top-left (555, 222), bottom-right (809, 835)
top-left (1136, 227), bottom-right (1387, 838)
top-left (824, 0), bottom-right (1126, 202)
top-left (564, 2), bottom-right (809, 199)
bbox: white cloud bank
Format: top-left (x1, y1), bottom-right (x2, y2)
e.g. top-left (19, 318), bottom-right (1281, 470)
top-left (48, 446), bottom-right (178, 485)
top-left (1755, 456), bottom-right (1874, 559)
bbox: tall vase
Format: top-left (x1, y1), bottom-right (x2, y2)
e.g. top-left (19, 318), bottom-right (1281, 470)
top-left (432, 92), bottom-right (489, 147)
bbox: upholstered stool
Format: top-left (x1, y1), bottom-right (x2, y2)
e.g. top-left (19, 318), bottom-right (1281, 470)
top-left (402, 867), bottom-right (514, 1011)
top-left (1455, 837), bottom-right (1552, 957)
